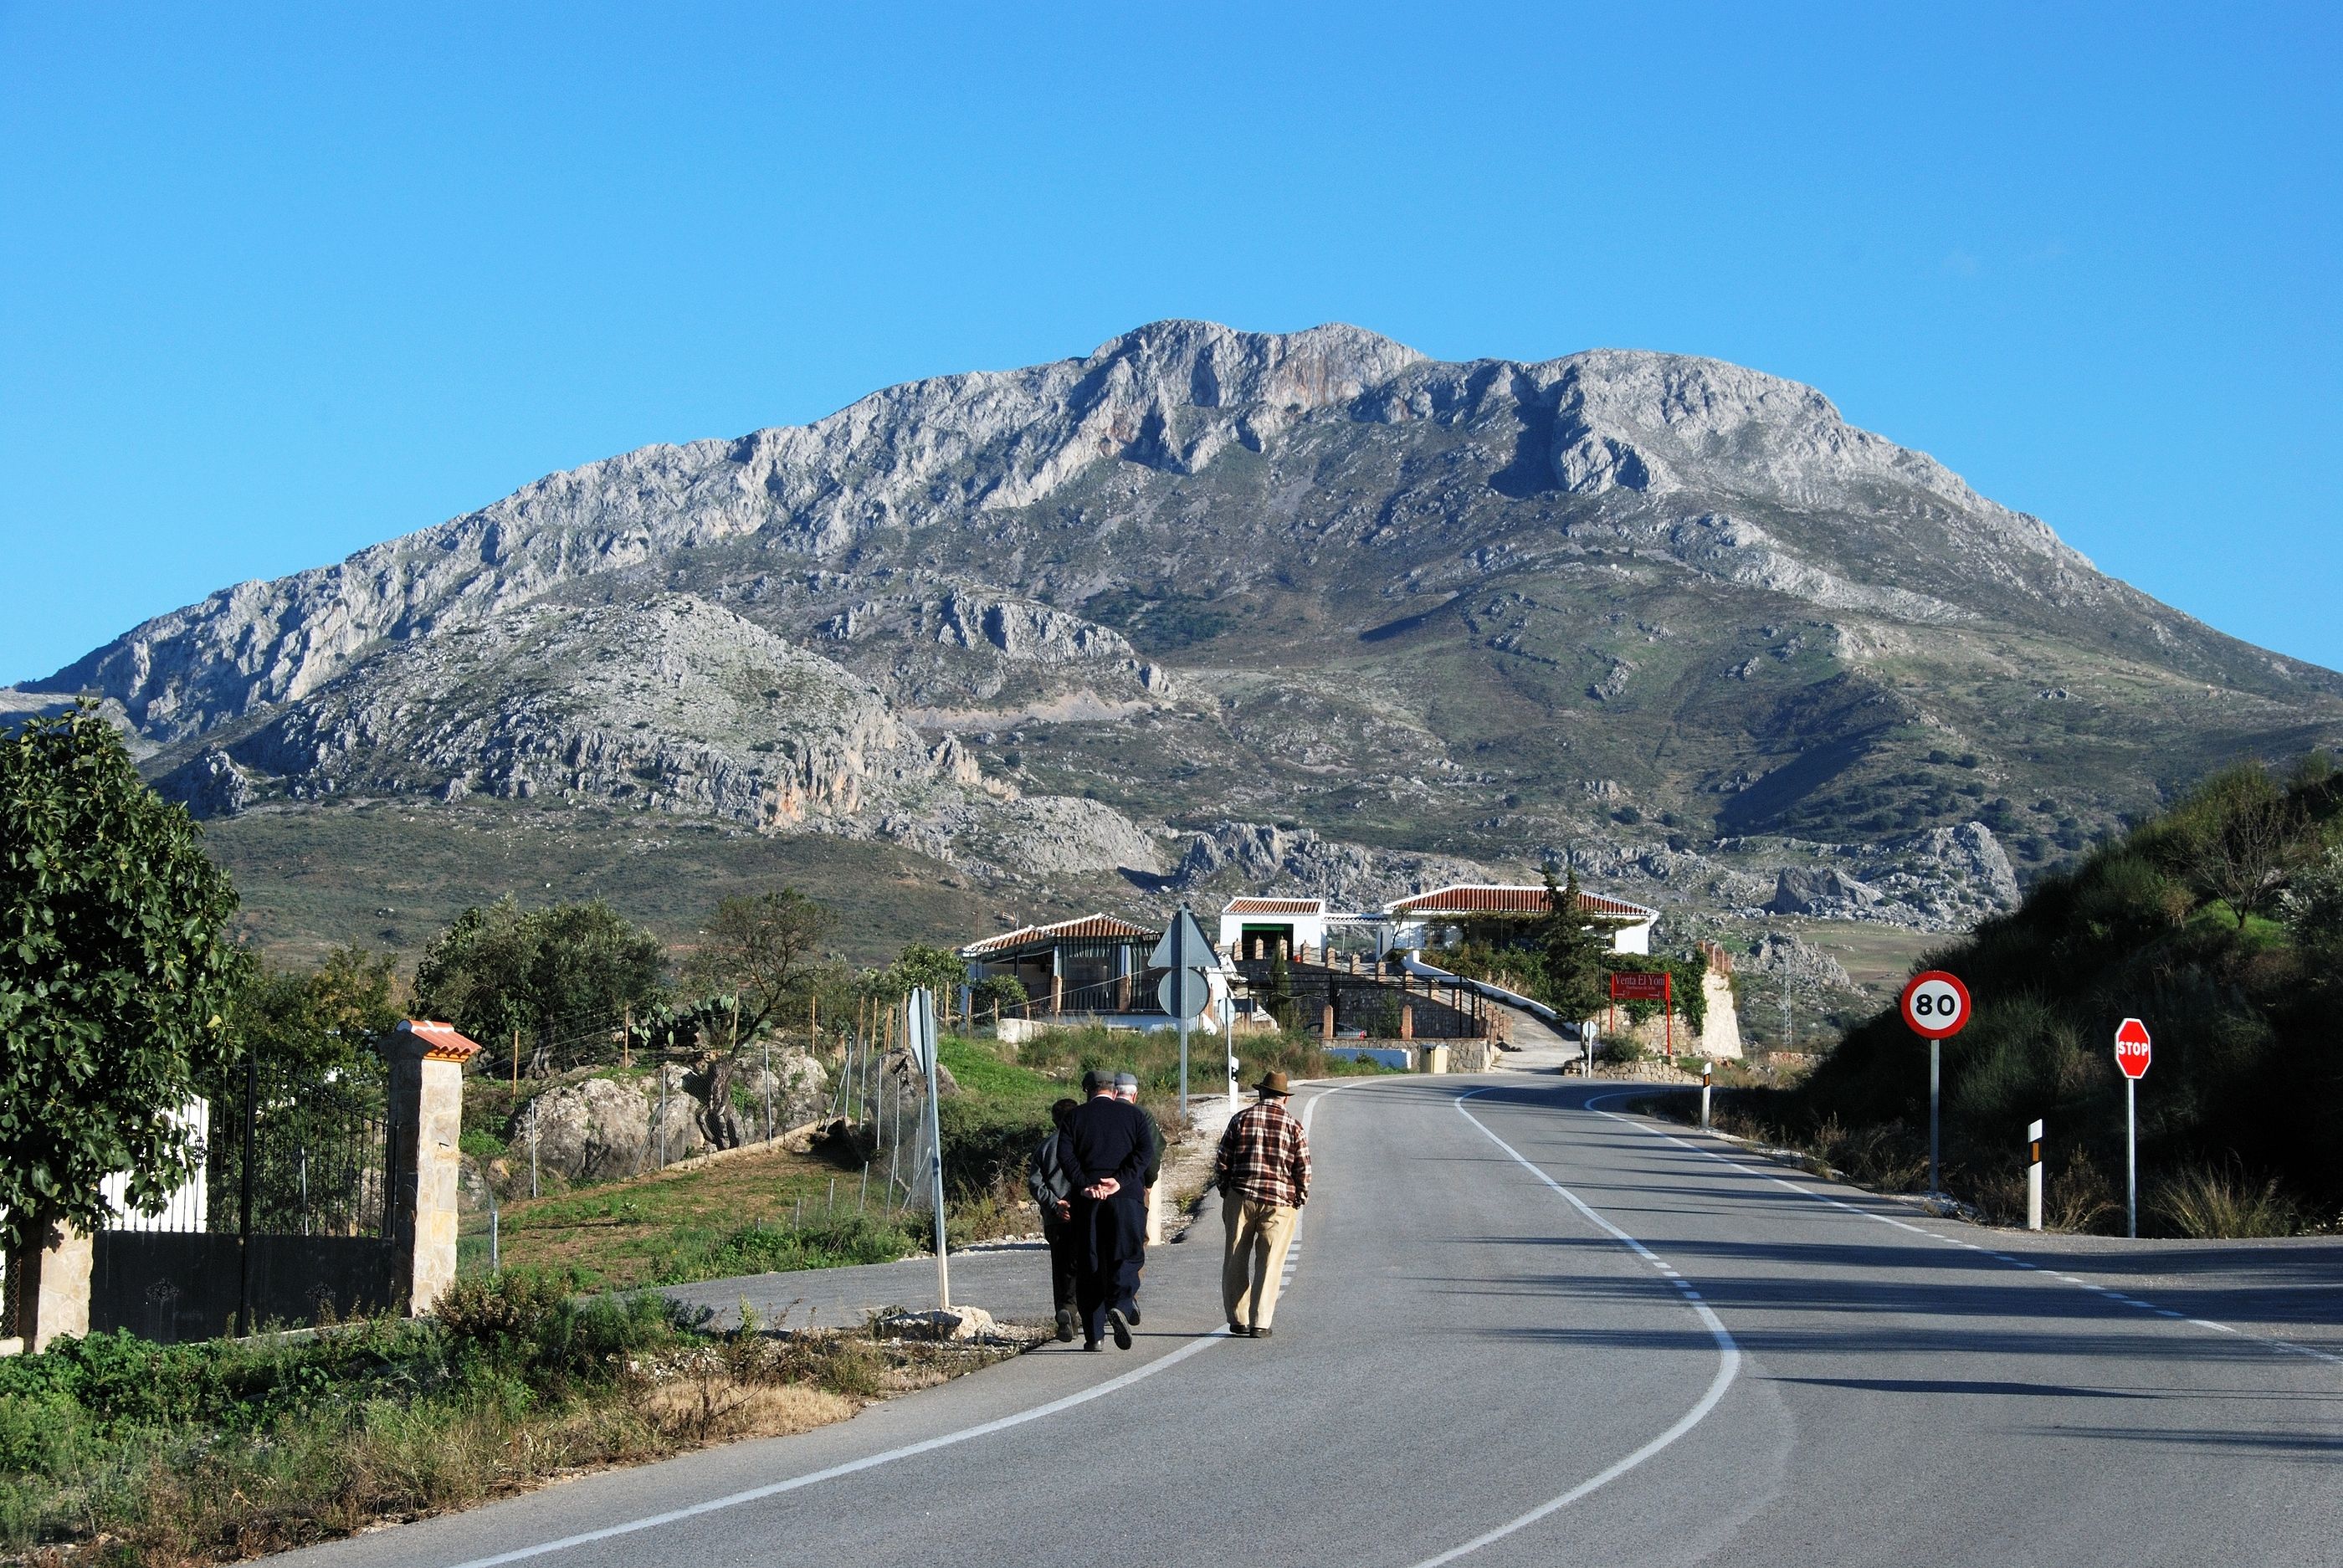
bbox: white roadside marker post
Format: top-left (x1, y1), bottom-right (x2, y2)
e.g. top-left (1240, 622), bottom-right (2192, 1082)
top-left (2027, 1120), bottom-right (2043, 1232)
top-left (1698, 1061), bottom-right (1713, 1130)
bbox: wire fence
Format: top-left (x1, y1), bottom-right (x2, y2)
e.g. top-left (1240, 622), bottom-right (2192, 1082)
top-left (455, 999), bottom-right (948, 1273)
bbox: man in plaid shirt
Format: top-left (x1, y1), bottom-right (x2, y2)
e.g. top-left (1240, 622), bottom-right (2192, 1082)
top-left (1214, 1069), bottom-right (1311, 1338)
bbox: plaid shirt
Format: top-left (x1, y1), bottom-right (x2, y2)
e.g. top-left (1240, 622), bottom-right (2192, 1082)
top-left (1215, 1099), bottom-right (1311, 1208)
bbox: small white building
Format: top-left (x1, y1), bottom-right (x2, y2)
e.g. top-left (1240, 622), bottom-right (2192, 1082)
top-left (1381, 883), bottom-right (1659, 956)
top-left (1217, 897), bottom-right (1330, 960)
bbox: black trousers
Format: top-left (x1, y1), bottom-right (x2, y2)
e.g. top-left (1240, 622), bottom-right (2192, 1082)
top-left (1071, 1191), bottom-right (1146, 1341)
top-left (1040, 1215), bottom-right (1080, 1314)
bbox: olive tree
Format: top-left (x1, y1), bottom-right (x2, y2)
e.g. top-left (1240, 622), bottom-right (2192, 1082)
top-left (0, 705), bottom-right (244, 1258)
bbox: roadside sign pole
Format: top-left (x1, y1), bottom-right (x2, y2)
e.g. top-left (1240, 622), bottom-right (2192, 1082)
top-left (910, 987), bottom-right (948, 1309)
top-left (2027, 1120), bottom-right (2043, 1232)
top-left (1899, 971), bottom-right (1971, 1207)
top-left (2112, 1018), bottom-right (2151, 1241)
top-left (1930, 1039), bottom-right (1941, 1201)
top-left (2126, 1078), bottom-right (2137, 1241)
top-left (1152, 905), bottom-right (1218, 1122)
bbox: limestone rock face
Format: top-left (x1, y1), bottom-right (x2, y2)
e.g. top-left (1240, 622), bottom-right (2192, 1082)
top-left (22, 316), bottom-right (2340, 940)
top-left (1171, 819), bottom-right (1497, 907)
top-left (202, 593), bottom-right (941, 828)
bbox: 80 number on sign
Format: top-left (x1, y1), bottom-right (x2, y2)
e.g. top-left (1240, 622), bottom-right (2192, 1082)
top-left (1900, 970), bottom-right (1971, 1039)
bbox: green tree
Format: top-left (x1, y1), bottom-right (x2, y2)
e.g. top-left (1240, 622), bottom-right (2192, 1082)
top-left (0, 705), bottom-right (244, 1256)
top-left (679, 889), bottom-right (835, 1040)
top-left (232, 942), bottom-right (402, 1085)
top-left (412, 897), bottom-right (666, 1074)
top-left (1539, 864), bottom-right (1610, 1022)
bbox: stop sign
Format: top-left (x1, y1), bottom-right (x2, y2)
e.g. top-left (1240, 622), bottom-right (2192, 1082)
top-left (1900, 971), bottom-right (1971, 1039)
top-left (2115, 1017), bottom-right (2151, 1079)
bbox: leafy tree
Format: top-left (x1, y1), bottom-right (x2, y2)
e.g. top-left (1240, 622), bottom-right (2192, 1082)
top-left (231, 943), bottom-right (402, 1086)
top-left (971, 974), bottom-right (1028, 1017)
top-left (1539, 864), bottom-right (1611, 1022)
top-left (2280, 846), bottom-right (2343, 946)
top-left (412, 897), bottom-right (666, 1074)
top-left (0, 705), bottom-right (244, 1256)
top-left (679, 889), bottom-right (835, 1041)
top-left (2177, 768), bottom-right (2310, 927)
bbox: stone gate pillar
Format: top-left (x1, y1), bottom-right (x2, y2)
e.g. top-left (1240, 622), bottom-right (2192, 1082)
top-left (386, 1020), bottom-right (481, 1316)
top-left (6, 1218), bottom-right (92, 1351)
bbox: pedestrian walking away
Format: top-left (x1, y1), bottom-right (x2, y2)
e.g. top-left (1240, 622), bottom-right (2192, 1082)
top-left (1113, 1071), bottom-right (1161, 1324)
top-left (1062, 1069), bottom-right (1152, 1350)
top-left (1026, 1097), bottom-right (1081, 1342)
top-left (1215, 1069), bottom-right (1310, 1339)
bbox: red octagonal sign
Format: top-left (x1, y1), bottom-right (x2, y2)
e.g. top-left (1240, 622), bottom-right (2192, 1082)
top-left (2115, 1017), bottom-right (2152, 1080)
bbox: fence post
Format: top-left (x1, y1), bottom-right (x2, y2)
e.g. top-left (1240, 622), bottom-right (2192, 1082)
top-left (387, 1021), bottom-right (480, 1316)
top-left (238, 1053), bottom-right (256, 1336)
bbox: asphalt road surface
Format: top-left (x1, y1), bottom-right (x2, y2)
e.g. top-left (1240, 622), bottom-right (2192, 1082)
top-left (275, 1075), bottom-right (2343, 1568)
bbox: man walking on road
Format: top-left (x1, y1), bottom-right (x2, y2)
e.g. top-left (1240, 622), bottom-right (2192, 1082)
top-left (1113, 1071), bottom-right (1161, 1324)
top-left (1215, 1069), bottom-right (1310, 1339)
top-left (1027, 1098), bottom-right (1081, 1342)
top-left (1063, 1069), bottom-right (1151, 1350)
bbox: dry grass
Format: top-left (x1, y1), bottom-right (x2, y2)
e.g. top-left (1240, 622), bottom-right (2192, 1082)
top-left (2151, 1160), bottom-right (2305, 1239)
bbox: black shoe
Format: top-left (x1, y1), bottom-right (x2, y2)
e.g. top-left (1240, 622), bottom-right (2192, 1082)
top-left (1054, 1309), bottom-right (1074, 1343)
top-left (1107, 1308), bottom-right (1133, 1350)
top-left (1252, 1326), bottom-right (1274, 1339)
top-left (1124, 1303), bottom-right (1141, 1327)
top-left (1083, 1338), bottom-right (1102, 1351)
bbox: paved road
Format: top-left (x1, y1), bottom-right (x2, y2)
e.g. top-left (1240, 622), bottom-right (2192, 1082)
top-left (275, 1076), bottom-right (2343, 1568)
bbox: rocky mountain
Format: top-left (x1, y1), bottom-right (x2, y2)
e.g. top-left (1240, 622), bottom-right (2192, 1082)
top-left (17, 320), bottom-right (2343, 950)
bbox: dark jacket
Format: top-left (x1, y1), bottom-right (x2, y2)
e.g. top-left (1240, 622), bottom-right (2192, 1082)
top-left (1028, 1129), bottom-right (1074, 1222)
top-left (1064, 1094), bottom-right (1151, 1195)
top-left (1135, 1104), bottom-right (1163, 1188)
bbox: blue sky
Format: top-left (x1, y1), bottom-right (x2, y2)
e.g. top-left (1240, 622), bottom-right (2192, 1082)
top-left (3, 2), bottom-right (2336, 682)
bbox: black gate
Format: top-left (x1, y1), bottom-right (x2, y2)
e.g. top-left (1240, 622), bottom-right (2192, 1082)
top-left (91, 1058), bottom-right (397, 1343)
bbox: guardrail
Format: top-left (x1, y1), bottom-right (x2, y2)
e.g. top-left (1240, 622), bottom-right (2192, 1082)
top-left (1400, 955), bottom-right (1582, 1041)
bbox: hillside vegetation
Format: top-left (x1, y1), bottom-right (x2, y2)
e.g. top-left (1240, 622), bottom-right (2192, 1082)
top-left (1746, 759), bottom-right (2343, 1234)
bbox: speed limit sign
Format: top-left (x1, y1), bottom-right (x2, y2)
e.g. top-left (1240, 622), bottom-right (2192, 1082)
top-left (1900, 970), bottom-right (1971, 1039)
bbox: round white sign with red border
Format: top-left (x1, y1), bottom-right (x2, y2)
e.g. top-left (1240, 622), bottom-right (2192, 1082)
top-left (1900, 970), bottom-right (1972, 1039)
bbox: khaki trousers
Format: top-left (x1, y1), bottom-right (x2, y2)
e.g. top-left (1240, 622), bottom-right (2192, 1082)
top-left (1222, 1195), bottom-right (1299, 1330)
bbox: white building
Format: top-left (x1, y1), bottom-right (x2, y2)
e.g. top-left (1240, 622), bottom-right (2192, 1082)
top-left (1217, 897), bottom-right (1330, 959)
top-left (1380, 884), bottom-right (1659, 956)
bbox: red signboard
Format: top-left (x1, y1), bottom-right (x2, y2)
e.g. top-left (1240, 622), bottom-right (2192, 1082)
top-left (1609, 971), bottom-right (1671, 1002)
top-left (1900, 971), bottom-right (1972, 1040)
top-left (2114, 1017), bottom-right (2151, 1080)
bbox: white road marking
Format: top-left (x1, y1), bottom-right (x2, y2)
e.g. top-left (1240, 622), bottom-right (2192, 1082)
top-left (1407, 1090), bottom-right (1743, 1567)
top-left (1591, 1091), bottom-right (2343, 1369)
top-left (439, 1080), bottom-right (1366, 1566)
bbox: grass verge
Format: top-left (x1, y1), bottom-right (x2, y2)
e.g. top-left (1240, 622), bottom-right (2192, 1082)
top-left (0, 1272), bottom-right (1026, 1566)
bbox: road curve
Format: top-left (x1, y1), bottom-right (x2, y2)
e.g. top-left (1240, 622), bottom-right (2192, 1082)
top-left (272, 1076), bottom-right (2343, 1568)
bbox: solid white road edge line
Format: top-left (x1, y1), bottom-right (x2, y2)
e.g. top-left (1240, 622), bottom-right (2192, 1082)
top-left (1586, 1091), bottom-right (2343, 1370)
top-left (1407, 1089), bottom-right (1743, 1568)
top-left (438, 1081), bottom-right (1362, 1567)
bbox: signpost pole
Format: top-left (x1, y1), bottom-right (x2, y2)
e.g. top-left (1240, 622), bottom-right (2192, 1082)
top-left (1900, 971), bottom-right (1969, 1207)
top-left (2126, 1078), bottom-right (2137, 1241)
top-left (1929, 1039), bottom-right (1941, 1201)
top-left (910, 988), bottom-right (948, 1309)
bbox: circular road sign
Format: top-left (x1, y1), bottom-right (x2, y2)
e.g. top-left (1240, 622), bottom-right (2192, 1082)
top-left (1157, 966), bottom-right (1212, 1020)
top-left (2114, 1017), bottom-right (2152, 1080)
top-left (1900, 971), bottom-right (1972, 1039)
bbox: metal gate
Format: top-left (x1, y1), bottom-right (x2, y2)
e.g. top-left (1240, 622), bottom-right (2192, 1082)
top-left (91, 1058), bottom-right (397, 1343)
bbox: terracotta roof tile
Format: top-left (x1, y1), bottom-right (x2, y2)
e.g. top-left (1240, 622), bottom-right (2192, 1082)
top-left (1382, 883), bottom-right (1658, 920)
top-left (959, 913), bottom-right (1162, 957)
top-left (1223, 898), bottom-right (1326, 915)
